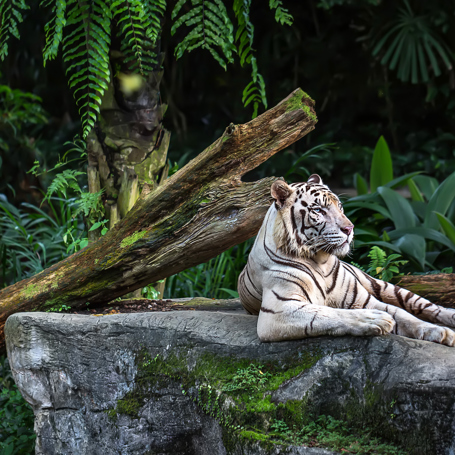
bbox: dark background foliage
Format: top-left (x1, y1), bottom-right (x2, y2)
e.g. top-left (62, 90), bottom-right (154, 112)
top-left (1, 2), bottom-right (455, 452)
top-left (2, 0), bottom-right (455, 202)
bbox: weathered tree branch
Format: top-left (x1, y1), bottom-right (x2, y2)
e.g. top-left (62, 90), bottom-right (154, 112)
top-left (0, 88), bottom-right (317, 352)
top-left (393, 274), bottom-right (455, 308)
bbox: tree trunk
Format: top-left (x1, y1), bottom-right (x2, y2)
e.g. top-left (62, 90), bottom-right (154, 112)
top-left (86, 52), bottom-right (170, 238)
top-left (393, 274), bottom-right (455, 308)
top-left (86, 51), bottom-right (171, 297)
top-left (0, 88), bottom-right (316, 352)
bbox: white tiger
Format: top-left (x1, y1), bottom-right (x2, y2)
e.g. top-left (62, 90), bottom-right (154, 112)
top-left (238, 175), bottom-right (455, 346)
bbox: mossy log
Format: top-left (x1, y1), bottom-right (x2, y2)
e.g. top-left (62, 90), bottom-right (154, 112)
top-left (393, 273), bottom-right (455, 308)
top-left (0, 88), bottom-right (317, 353)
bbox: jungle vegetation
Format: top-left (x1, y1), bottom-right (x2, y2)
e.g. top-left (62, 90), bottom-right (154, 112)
top-left (1, 0), bottom-right (455, 453)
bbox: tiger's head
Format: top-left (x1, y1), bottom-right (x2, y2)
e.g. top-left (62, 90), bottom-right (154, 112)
top-left (271, 174), bottom-right (354, 258)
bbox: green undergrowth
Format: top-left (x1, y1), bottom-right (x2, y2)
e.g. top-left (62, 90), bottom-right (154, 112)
top-left (106, 349), bottom-right (408, 455)
top-left (0, 356), bottom-right (36, 454)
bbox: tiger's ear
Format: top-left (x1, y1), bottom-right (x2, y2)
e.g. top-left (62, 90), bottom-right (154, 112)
top-left (308, 174), bottom-right (323, 185)
top-left (271, 180), bottom-right (293, 209)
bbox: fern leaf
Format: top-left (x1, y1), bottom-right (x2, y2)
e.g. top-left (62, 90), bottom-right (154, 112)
top-left (63, 0), bottom-right (111, 139)
top-left (112, 0), bottom-right (164, 75)
top-left (73, 189), bottom-right (104, 219)
top-left (0, 0), bottom-right (29, 61)
top-left (171, 0), bottom-right (186, 20)
top-left (234, 0), bottom-right (267, 118)
top-left (143, 0), bottom-right (166, 44)
top-left (41, 0), bottom-right (67, 66)
top-left (44, 169), bottom-right (85, 203)
top-left (269, 0), bottom-right (293, 26)
top-left (171, 0), bottom-right (235, 70)
top-left (367, 246), bottom-right (387, 271)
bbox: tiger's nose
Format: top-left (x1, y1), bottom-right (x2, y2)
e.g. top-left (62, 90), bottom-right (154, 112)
top-left (341, 225), bottom-right (354, 236)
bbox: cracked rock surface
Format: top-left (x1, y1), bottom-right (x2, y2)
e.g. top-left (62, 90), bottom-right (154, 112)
top-left (5, 310), bottom-right (455, 455)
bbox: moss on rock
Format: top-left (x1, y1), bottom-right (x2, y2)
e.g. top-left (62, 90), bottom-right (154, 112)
top-left (104, 347), bottom-right (408, 455)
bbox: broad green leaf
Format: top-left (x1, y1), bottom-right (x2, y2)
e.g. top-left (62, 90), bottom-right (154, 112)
top-left (394, 234), bottom-right (426, 271)
top-left (412, 175), bottom-right (438, 200)
top-left (219, 288), bottom-right (239, 298)
top-left (344, 201), bottom-right (392, 220)
top-left (354, 227), bottom-right (378, 237)
top-left (387, 226), bottom-right (455, 252)
top-left (384, 171), bottom-right (421, 190)
top-left (370, 136), bottom-right (393, 192)
top-left (377, 187), bottom-right (415, 229)
top-left (435, 212), bottom-right (455, 246)
top-left (410, 200), bottom-right (426, 221)
top-left (362, 240), bottom-right (402, 254)
top-left (408, 178), bottom-right (424, 202)
top-left (354, 173), bottom-right (368, 195)
top-left (424, 171), bottom-right (455, 230)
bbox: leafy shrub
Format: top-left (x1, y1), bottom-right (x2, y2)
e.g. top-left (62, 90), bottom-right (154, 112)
top-left (0, 356), bottom-right (35, 454)
top-left (165, 239), bottom-right (253, 299)
top-left (222, 364), bottom-right (272, 392)
top-left (346, 136), bottom-right (455, 271)
top-left (366, 247), bottom-right (408, 282)
top-left (295, 414), bottom-right (405, 455)
top-left (0, 194), bottom-right (83, 287)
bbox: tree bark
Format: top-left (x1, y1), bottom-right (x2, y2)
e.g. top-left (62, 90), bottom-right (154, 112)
top-left (87, 53), bottom-right (171, 295)
top-left (86, 51), bottom-right (171, 238)
top-left (393, 274), bottom-right (455, 308)
top-left (0, 88), bottom-right (317, 352)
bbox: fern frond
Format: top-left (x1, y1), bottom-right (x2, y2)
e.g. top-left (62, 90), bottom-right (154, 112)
top-left (43, 169), bottom-right (85, 203)
top-left (63, 0), bottom-right (111, 139)
top-left (269, 0), bottom-right (293, 26)
top-left (73, 189), bottom-right (104, 219)
top-left (112, 0), bottom-right (164, 75)
top-left (0, 0), bottom-right (29, 61)
top-left (41, 0), bottom-right (67, 66)
top-left (234, 0), bottom-right (267, 118)
top-left (143, 0), bottom-right (166, 45)
top-left (368, 246), bottom-right (387, 269)
top-left (233, 0), bottom-right (254, 66)
top-left (171, 0), bottom-right (235, 71)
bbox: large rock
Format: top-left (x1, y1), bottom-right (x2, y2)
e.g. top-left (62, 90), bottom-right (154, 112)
top-left (5, 305), bottom-right (455, 455)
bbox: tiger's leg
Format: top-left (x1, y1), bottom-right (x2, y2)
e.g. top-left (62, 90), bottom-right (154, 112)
top-left (347, 278), bottom-right (455, 347)
top-left (344, 263), bottom-right (455, 328)
top-left (257, 288), bottom-right (395, 342)
top-left (365, 299), bottom-right (455, 347)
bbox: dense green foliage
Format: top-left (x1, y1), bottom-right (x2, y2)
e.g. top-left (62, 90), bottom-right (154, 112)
top-left (164, 239), bottom-right (252, 299)
top-left (0, 356), bottom-right (35, 455)
top-left (0, 0), bottom-right (293, 137)
top-left (0, 195), bottom-right (81, 287)
top-left (1, 0), bottom-right (455, 451)
top-left (346, 136), bottom-right (455, 271)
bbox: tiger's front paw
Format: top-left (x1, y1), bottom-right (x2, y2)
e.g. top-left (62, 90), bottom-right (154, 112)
top-left (416, 324), bottom-right (455, 347)
top-left (348, 309), bottom-right (395, 336)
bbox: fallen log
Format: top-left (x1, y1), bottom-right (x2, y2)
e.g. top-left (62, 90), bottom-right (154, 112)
top-left (394, 273), bottom-right (455, 308)
top-left (0, 88), bottom-right (317, 352)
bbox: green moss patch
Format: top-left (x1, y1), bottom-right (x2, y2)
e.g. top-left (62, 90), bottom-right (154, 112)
top-left (105, 348), bottom-right (408, 455)
top-left (284, 90), bottom-right (317, 122)
top-left (120, 230), bottom-right (148, 248)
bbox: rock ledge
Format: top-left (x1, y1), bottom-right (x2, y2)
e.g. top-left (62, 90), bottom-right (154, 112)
top-left (6, 310), bottom-right (455, 455)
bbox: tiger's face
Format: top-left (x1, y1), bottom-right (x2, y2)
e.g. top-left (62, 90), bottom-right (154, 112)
top-left (271, 174), bottom-right (354, 258)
